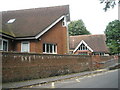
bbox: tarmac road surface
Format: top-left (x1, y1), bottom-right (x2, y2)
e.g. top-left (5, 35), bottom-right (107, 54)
top-left (30, 69), bottom-right (119, 88)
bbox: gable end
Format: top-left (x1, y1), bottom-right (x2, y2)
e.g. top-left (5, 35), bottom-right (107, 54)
top-left (73, 40), bottom-right (93, 53)
top-left (35, 15), bottom-right (65, 39)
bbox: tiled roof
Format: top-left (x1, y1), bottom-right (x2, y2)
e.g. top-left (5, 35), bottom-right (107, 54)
top-left (69, 34), bottom-right (109, 53)
top-left (1, 5), bottom-right (70, 38)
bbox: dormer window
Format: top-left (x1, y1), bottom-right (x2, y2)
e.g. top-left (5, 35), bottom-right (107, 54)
top-left (7, 19), bottom-right (16, 24)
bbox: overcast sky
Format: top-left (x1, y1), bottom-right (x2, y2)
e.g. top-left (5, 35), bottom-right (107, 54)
top-left (0, 0), bottom-right (118, 34)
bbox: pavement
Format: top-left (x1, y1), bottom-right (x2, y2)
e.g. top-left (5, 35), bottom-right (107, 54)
top-left (2, 68), bottom-right (108, 89)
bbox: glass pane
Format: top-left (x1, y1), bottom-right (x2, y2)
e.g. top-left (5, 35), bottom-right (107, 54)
top-left (46, 44), bottom-right (49, 53)
top-left (50, 44), bottom-right (52, 53)
top-left (80, 46), bottom-right (82, 50)
top-left (54, 45), bottom-right (56, 53)
top-left (0, 40), bottom-right (2, 50)
top-left (83, 46), bottom-right (85, 50)
top-left (22, 43), bottom-right (29, 52)
top-left (43, 43), bottom-right (45, 52)
top-left (3, 41), bottom-right (7, 51)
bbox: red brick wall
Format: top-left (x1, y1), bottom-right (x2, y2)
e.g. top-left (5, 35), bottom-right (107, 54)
top-left (2, 52), bottom-right (115, 83)
top-left (2, 52), bottom-right (91, 83)
top-left (10, 19), bottom-right (68, 54)
top-left (74, 50), bottom-right (92, 55)
top-left (34, 19), bottom-right (68, 54)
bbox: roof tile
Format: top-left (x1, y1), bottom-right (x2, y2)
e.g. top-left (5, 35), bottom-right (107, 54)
top-left (69, 34), bottom-right (109, 53)
top-left (2, 5), bottom-right (70, 38)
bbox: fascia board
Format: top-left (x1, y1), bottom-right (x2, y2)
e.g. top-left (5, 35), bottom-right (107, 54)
top-left (73, 40), bottom-right (93, 53)
top-left (15, 37), bottom-right (35, 40)
top-left (35, 15), bottom-right (65, 39)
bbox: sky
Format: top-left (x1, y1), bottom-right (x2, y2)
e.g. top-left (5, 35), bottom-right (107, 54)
top-left (0, 0), bottom-right (118, 34)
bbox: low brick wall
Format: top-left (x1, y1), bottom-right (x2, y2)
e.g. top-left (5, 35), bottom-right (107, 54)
top-left (1, 52), bottom-right (115, 83)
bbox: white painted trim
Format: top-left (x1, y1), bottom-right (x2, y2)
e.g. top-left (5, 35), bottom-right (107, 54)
top-left (66, 18), bottom-right (69, 54)
top-left (0, 33), bottom-right (14, 39)
top-left (56, 44), bottom-right (57, 54)
top-left (15, 37), bottom-right (35, 40)
top-left (0, 33), bottom-right (35, 40)
top-left (73, 40), bottom-right (93, 53)
top-left (35, 15), bottom-right (65, 39)
top-left (0, 39), bottom-right (2, 50)
top-left (21, 41), bottom-right (30, 52)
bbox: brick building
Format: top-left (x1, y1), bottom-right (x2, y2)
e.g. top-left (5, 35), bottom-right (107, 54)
top-left (0, 5), bottom-right (70, 54)
top-left (69, 34), bottom-right (109, 56)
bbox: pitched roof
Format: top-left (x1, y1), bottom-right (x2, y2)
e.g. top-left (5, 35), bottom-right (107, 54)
top-left (1, 5), bottom-right (70, 38)
top-left (69, 34), bottom-right (109, 53)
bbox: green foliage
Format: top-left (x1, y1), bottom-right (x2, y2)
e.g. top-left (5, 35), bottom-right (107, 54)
top-left (100, 0), bottom-right (120, 11)
top-left (104, 20), bottom-right (120, 55)
top-left (68, 20), bottom-right (91, 36)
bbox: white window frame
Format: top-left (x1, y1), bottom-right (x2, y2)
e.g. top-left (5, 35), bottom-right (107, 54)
top-left (0, 38), bottom-right (8, 51)
top-left (43, 43), bottom-right (57, 54)
top-left (21, 41), bottom-right (30, 52)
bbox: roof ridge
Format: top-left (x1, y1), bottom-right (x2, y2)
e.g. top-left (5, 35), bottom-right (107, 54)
top-left (2, 4), bottom-right (70, 39)
top-left (2, 5), bottom-right (69, 12)
top-left (70, 34), bottom-right (105, 37)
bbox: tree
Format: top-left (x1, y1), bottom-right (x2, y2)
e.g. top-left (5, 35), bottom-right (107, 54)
top-left (99, 0), bottom-right (120, 11)
top-left (68, 20), bottom-right (91, 36)
top-left (104, 20), bottom-right (120, 55)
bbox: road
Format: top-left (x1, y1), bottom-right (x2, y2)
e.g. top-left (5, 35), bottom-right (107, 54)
top-left (28, 69), bottom-right (119, 88)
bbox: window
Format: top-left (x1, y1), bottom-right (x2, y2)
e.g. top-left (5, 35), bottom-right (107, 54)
top-left (77, 44), bottom-right (88, 50)
top-left (3, 41), bottom-right (8, 51)
top-left (62, 17), bottom-right (67, 27)
top-left (7, 19), bottom-right (16, 24)
top-left (0, 39), bottom-right (8, 51)
top-left (43, 43), bottom-right (57, 54)
top-left (78, 52), bottom-right (87, 55)
top-left (62, 21), bottom-right (65, 26)
top-left (21, 41), bottom-right (30, 52)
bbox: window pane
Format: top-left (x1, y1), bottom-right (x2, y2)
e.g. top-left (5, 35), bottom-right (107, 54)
top-left (46, 44), bottom-right (49, 53)
top-left (54, 45), bottom-right (56, 53)
top-left (43, 43), bottom-right (45, 52)
top-left (22, 42), bottom-right (29, 52)
top-left (50, 44), bottom-right (52, 53)
top-left (80, 46), bottom-right (82, 50)
top-left (0, 40), bottom-right (2, 50)
top-left (3, 41), bottom-right (7, 51)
